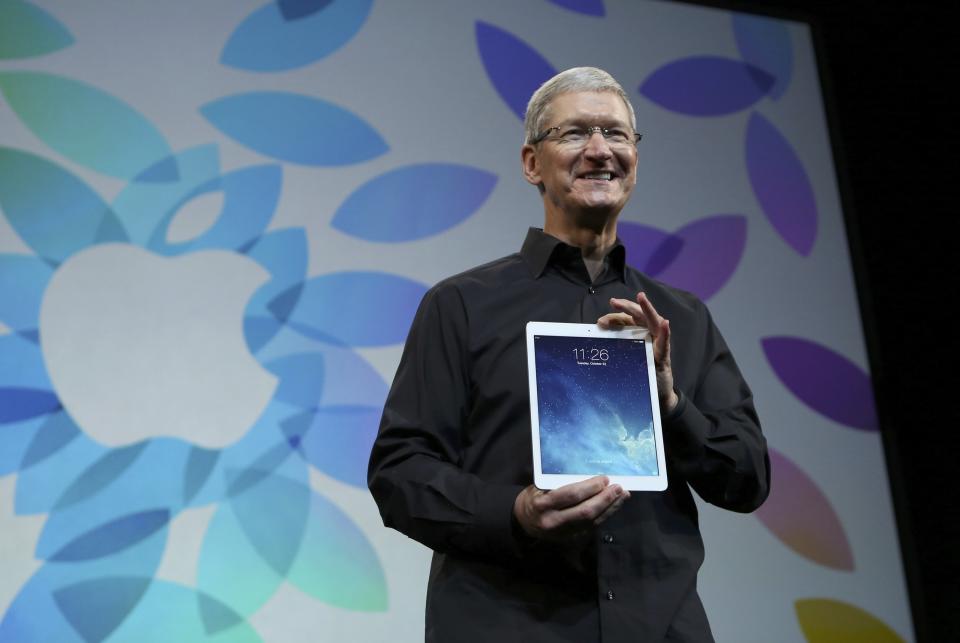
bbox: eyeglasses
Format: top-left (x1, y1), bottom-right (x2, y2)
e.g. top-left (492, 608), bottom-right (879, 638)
top-left (532, 125), bottom-right (642, 149)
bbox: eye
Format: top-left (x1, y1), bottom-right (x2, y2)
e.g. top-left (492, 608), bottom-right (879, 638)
top-left (559, 127), bottom-right (588, 141)
top-left (604, 128), bottom-right (631, 144)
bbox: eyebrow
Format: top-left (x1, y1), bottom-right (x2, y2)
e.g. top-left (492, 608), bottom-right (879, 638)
top-left (555, 119), bottom-right (631, 129)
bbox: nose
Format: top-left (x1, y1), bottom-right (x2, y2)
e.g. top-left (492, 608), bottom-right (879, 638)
top-left (582, 130), bottom-right (613, 159)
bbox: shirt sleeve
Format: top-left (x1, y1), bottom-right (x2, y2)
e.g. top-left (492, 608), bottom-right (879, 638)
top-left (367, 282), bottom-right (527, 560)
top-left (662, 302), bottom-right (770, 513)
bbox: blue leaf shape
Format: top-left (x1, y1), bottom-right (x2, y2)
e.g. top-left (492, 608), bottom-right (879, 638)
top-left (222, 0), bottom-right (372, 71)
top-left (0, 0), bottom-right (74, 60)
top-left (0, 387), bottom-right (60, 423)
top-left (0, 146), bottom-right (124, 263)
top-left (476, 22), bottom-right (557, 120)
top-left (149, 164), bottom-right (282, 255)
top-left (52, 443), bottom-right (148, 510)
top-left (274, 272), bottom-right (428, 347)
top-left (547, 0), bottom-right (605, 16)
top-left (201, 92), bottom-right (388, 165)
top-left (265, 353), bottom-right (326, 408)
top-left (1, 415), bottom-right (47, 476)
top-left (0, 72), bottom-right (173, 179)
top-left (332, 163), bottom-right (497, 242)
top-left (0, 254), bottom-right (54, 333)
top-left (183, 446), bottom-right (220, 504)
top-left (745, 112), bottom-right (817, 255)
top-left (0, 333), bottom-right (51, 389)
top-left (112, 144), bottom-right (220, 245)
top-left (298, 405), bottom-right (382, 487)
top-left (49, 509), bottom-right (170, 562)
top-left (54, 577), bottom-right (150, 643)
top-left (278, 0), bottom-right (334, 21)
top-left (733, 13), bottom-right (793, 101)
top-left (17, 409), bottom-right (81, 473)
top-left (639, 56), bottom-right (775, 116)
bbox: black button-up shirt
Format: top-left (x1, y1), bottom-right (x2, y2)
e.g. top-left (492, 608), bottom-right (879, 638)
top-left (369, 228), bottom-right (769, 643)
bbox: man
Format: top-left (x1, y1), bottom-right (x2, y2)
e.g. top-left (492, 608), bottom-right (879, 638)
top-left (368, 67), bottom-right (769, 642)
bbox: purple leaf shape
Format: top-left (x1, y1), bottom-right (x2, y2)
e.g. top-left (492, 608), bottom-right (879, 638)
top-left (746, 112), bottom-right (817, 255)
top-left (756, 448), bottom-right (854, 570)
top-left (652, 215), bottom-right (747, 300)
top-left (296, 405), bottom-right (382, 487)
top-left (733, 13), bottom-right (793, 100)
top-left (546, 0), bottom-right (605, 17)
top-left (476, 22), bottom-right (557, 120)
top-left (762, 336), bottom-right (878, 431)
top-left (617, 221), bottom-right (683, 274)
top-left (639, 56), bottom-right (775, 116)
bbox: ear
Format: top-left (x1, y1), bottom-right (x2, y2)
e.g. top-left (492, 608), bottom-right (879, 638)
top-left (521, 144), bottom-right (542, 188)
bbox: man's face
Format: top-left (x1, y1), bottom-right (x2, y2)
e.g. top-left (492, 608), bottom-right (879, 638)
top-left (522, 91), bottom-right (638, 223)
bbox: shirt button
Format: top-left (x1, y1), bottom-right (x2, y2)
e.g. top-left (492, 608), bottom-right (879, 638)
top-left (588, 286), bottom-right (596, 294)
top-left (606, 590), bottom-right (615, 601)
top-left (602, 533), bottom-right (614, 544)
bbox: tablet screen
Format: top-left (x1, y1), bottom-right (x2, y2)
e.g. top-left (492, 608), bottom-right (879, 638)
top-left (533, 334), bottom-right (659, 476)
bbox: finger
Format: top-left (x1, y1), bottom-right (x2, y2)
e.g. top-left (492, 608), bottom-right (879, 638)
top-left (537, 476), bottom-right (609, 511)
top-left (608, 297), bottom-right (649, 327)
top-left (635, 292), bottom-right (665, 331)
top-left (550, 483), bottom-right (626, 527)
top-left (597, 312), bottom-right (635, 329)
top-left (594, 489), bottom-right (631, 525)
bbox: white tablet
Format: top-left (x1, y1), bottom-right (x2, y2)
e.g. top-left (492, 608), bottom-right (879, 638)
top-left (525, 322), bottom-right (668, 491)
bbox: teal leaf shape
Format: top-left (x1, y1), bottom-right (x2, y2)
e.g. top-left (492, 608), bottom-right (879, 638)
top-left (0, 146), bottom-right (123, 263)
top-left (222, 0), bottom-right (373, 72)
top-left (200, 91), bottom-right (388, 165)
top-left (0, 72), bottom-right (173, 179)
top-left (0, 1), bottom-right (74, 60)
top-left (54, 576), bottom-right (150, 643)
top-left (288, 488), bottom-right (387, 611)
top-left (332, 163), bottom-right (497, 242)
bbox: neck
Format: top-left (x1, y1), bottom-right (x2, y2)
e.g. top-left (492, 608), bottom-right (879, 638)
top-left (543, 210), bottom-right (618, 261)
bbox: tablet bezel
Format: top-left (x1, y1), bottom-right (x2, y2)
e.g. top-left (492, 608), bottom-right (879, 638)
top-left (525, 321), bottom-right (668, 492)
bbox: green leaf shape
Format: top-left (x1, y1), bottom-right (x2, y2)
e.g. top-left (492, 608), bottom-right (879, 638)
top-left (0, 71), bottom-right (172, 179)
top-left (796, 598), bottom-right (906, 643)
top-left (0, 1), bottom-right (74, 60)
top-left (0, 146), bottom-right (123, 263)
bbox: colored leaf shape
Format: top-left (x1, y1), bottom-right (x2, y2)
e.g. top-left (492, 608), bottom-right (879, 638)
top-left (0, 254), bottom-right (54, 333)
top-left (222, 0), bottom-right (372, 71)
top-left (476, 22), bottom-right (557, 120)
top-left (333, 163), bottom-right (497, 242)
top-left (52, 443), bottom-right (147, 510)
top-left (272, 272), bottom-right (428, 347)
top-left (0, 387), bottom-right (60, 423)
top-left (265, 353), bottom-right (326, 408)
top-left (0, 333), bottom-right (50, 389)
top-left (617, 221), bottom-right (683, 275)
top-left (796, 598), bottom-right (906, 643)
top-left (762, 336), bottom-right (878, 431)
top-left (0, 72), bottom-right (172, 179)
top-left (108, 580), bottom-right (261, 642)
top-left (295, 405), bottom-right (382, 487)
top-left (0, 147), bottom-right (124, 263)
top-left (746, 112), bottom-right (818, 255)
top-left (184, 446), bottom-right (220, 504)
top-left (288, 488), bottom-right (388, 611)
top-left (0, 0), bottom-right (74, 59)
top-left (54, 577), bottom-right (150, 643)
top-left (149, 164), bottom-right (282, 255)
top-left (112, 145), bottom-right (221, 245)
top-left (0, 415), bottom-right (46, 476)
top-left (733, 13), bottom-right (793, 101)
top-left (49, 509), bottom-right (169, 562)
top-left (547, 0), bottom-right (605, 16)
top-left (639, 56), bottom-right (775, 116)
top-left (17, 409), bottom-right (81, 473)
top-left (201, 92), bottom-right (388, 165)
top-left (755, 448), bottom-right (854, 570)
top-left (652, 215), bottom-right (747, 300)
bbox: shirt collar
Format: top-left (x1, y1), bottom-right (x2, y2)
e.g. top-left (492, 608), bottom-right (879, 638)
top-left (520, 227), bottom-right (627, 281)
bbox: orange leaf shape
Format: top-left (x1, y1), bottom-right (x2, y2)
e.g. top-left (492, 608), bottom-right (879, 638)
top-left (796, 598), bottom-right (906, 643)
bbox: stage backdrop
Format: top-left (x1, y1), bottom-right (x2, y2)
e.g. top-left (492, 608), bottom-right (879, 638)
top-left (0, 1), bottom-right (913, 641)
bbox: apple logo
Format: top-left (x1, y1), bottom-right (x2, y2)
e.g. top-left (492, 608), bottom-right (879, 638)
top-left (39, 243), bottom-right (277, 449)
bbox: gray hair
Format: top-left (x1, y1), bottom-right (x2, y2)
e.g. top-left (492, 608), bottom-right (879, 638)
top-left (523, 67), bottom-right (637, 145)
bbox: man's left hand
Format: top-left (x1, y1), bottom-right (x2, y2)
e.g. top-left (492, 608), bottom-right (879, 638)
top-left (598, 292), bottom-right (679, 413)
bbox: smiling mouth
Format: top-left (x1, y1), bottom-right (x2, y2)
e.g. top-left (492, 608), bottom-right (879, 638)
top-left (579, 171), bottom-right (614, 181)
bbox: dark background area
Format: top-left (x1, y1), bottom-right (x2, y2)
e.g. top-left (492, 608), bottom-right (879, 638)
top-left (729, 1), bottom-right (957, 640)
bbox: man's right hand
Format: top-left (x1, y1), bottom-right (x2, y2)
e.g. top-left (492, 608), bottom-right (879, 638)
top-left (513, 476), bottom-right (630, 541)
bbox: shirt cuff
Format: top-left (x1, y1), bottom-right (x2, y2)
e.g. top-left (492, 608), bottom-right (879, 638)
top-left (662, 387), bottom-right (709, 459)
top-left (474, 482), bottom-right (529, 558)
